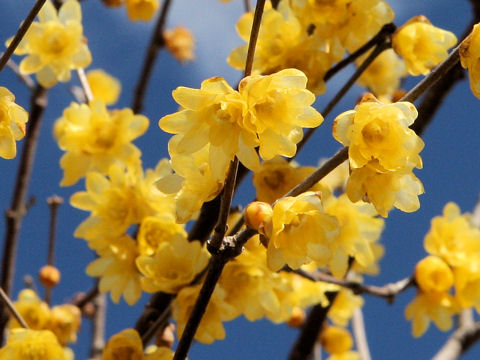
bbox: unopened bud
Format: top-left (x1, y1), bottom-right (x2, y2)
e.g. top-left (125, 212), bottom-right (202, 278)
top-left (102, 0), bottom-right (124, 7)
top-left (244, 201), bottom-right (273, 234)
top-left (164, 27), bottom-right (195, 63)
top-left (39, 265), bottom-right (61, 288)
top-left (287, 307), bottom-right (305, 328)
top-left (156, 323), bottom-right (176, 348)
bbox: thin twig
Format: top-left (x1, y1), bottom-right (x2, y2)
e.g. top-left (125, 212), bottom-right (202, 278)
top-left (352, 308), bottom-right (371, 360)
top-left (297, 41), bottom-right (391, 155)
top-left (72, 283), bottom-right (100, 310)
top-left (0, 0), bottom-right (47, 74)
top-left (5, 59), bottom-right (35, 89)
top-left (132, 0), bottom-right (173, 113)
top-left (0, 85), bottom-right (48, 343)
top-left (323, 23), bottom-right (396, 82)
top-left (291, 268), bottom-right (414, 303)
top-left (89, 293), bottom-right (107, 360)
top-left (44, 196), bottom-right (63, 305)
top-left (243, 0), bottom-right (266, 77)
top-left (76, 68), bottom-right (94, 102)
top-left (0, 287), bottom-right (29, 329)
top-left (141, 305), bottom-right (172, 345)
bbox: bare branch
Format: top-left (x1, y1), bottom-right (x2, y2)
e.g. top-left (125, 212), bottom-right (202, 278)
top-left (431, 321), bottom-right (480, 360)
top-left (0, 287), bottom-right (28, 329)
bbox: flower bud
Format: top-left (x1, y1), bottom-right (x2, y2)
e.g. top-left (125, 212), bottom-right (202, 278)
top-left (164, 27), bottom-right (195, 63)
top-left (244, 201), bottom-right (273, 234)
top-left (287, 307), bottom-right (305, 328)
top-left (319, 326), bottom-right (353, 354)
top-left (102, 0), bottom-right (124, 7)
top-left (39, 265), bottom-right (61, 288)
top-left (415, 255), bottom-right (453, 293)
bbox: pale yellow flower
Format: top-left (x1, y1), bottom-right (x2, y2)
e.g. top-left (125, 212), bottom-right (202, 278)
top-left (392, 16), bottom-right (457, 76)
top-left (137, 215), bottom-right (186, 255)
top-left (54, 100), bottom-right (148, 186)
top-left (460, 23), bottom-right (480, 98)
top-left (102, 329), bottom-right (143, 360)
top-left (48, 305), bottom-right (81, 346)
top-left (9, 289), bottom-right (50, 331)
top-left (126, 0), bottom-right (159, 21)
top-left (0, 329), bottom-right (68, 360)
top-left (11, 0), bottom-right (91, 88)
top-left (86, 69), bottom-right (121, 105)
top-left (0, 87), bottom-right (28, 159)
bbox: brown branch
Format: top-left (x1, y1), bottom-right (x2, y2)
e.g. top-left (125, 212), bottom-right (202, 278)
top-left (72, 283), bottom-right (100, 310)
top-left (291, 268), bottom-right (414, 304)
top-left (0, 84), bottom-right (48, 343)
top-left (5, 59), bottom-right (35, 90)
top-left (243, 0), bottom-right (266, 77)
top-left (89, 293), bottom-right (107, 360)
top-left (431, 321), bottom-right (480, 360)
top-left (132, 0), bottom-right (173, 113)
top-left (0, 0), bottom-right (47, 74)
top-left (44, 196), bottom-right (63, 305)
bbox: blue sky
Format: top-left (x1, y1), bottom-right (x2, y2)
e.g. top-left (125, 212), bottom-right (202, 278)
top-left (0, 0), bottom-right (479, 359)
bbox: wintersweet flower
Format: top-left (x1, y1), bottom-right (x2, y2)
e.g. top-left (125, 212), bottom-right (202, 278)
top-left (405, 291), bottom-right (458, 337)
top-left (414, 256), bottom-right (453, 294)
top-left (136, 234), bottom-right (210, 294)
top-left (164, 26), bottom-right (195, 63)
top-left (86, 69), bottom-right (121, 105)
top-left (423, 202), bottom-right (480, 267)
top-left (0, 87), bottom-right (29, 159)
top-left (172, 284), bottom-right (237, 344)
top-left (48, 305), bottom-right (81, 346)
top-left (357, 49), bottom-right (407, 99)
top-left (460, 23), bottom-right (480, 98)
top-left (346, 164), bottom-right (424, 217)
top-left (0, 329), bottom-right (68, 360)
top-left (126, 0), bottom-right (159, 21)
top-left (453, 256), bottom-right (480, 311)
top-left (263, 191), bottom-right (339, 271)
top-left (320, 326), bottom-right (357, 357)
top-left (329, 288), bottom-right (364, 327)
top-left (9, 289), bottom-right (50, 331)
top-left (392, 16), bottom-right (457, 76)
top-left (9, 0), bottom-right (91, 88)
top-left (54, 100), bottom-right (148, 186)
top-left (333, 97), bottom-right (423, 172)
top-left (102, 329), bottom-right (143, 360)
top-left (86, 234), bottom-right (142, 305)
top-left (137, 215), bottom-right (186, 255)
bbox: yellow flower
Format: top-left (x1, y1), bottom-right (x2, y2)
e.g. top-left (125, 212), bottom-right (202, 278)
top-left (392, 16), bottom-right (457, 76)
top-left (357, 49), bottom-right (407, 99)
top-left (102, 329), bottom-right (143, 360)
top-left (126, 0), bottom-right (159, 21)
top-left (144, 346), bottom-right (174, 360)
top-left (324, 194), bottom-right (384, 278)
top-left (0, 329), bottom-right (68, 360)
top-left (0, 87), bottom-right (29, 159)
top-left (47, 305), bottom-right (81, 346)
top-left (86, 69), bottom-right (121, 105)
top-left (405, 291), bottom-right (458, 337)
top-left (86, 234), bottom-right (142, 305)
top-left (172, 284), bottom-right (237, 344)
top-left (320, 326), bottom-right (353, 354)
top-left (164, 26), bottom-right (195, 63)
top-left (54, 100), bottom-right (148, 186)
top-left (346, 164), bottom-right (424, 217)
top-left (460, 23), bottom-right (480, 98)
top-left (252, 157), bottom-right (328, 204)
top-left (136, 234), bottom-right (210, 294)
top-left (423, 202), bottom-right (480, 267)
top-left (137, 215), bottom-right (186, 255)
top-left (9, 289), bottom-right (50, 331)
top-left (452, 257), bottom-right (480, 311)
top-left (264, 191), bottom-right (339, 271)
top-left (328, 288), bottom-right (364, 327)
top-left (414, 256), bottom-right (453, 294)
top-left (10, 0), bottom-right (91, 88)
top-left (333, 98), bottom-right (423, 172)
top-left (228, 2), bottom-right (344, 94)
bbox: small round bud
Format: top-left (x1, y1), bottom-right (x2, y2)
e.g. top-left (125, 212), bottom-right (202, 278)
top-left (244, 201), bottom-right (273, 234)
top-left (319, 326), bottom-right (353, 354)
top-left (39, 265), bottom-right (61, 288)
top-left (82, 302), bottom-right (96, 318)
top-left (164, 27), bottom-right (195, 63)
top-left (102, 0), bottom-right (124, 7)
top-left (287, 307), bottom-right (305, 328)
top-left (415, 255), bottom-right (453, 293)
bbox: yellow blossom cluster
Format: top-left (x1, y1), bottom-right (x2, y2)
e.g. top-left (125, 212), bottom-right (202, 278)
top-left (9, 0), bottom-right (91, 88)
top-left (7, 289), bottom-right (81, 349)
top-left (0, 87), bottom-right (28, 160)
top-left (228, 0), bottom-right (394, 95)
top-left (158, 68), bottom-right (323, 223)
top-left (333, 95), bottom-right (424, 216)
top-left (392, 16), bottom-right (457, 76)
top-left (405, 202), bottom-right (480, 337)
top-left (102, 329), bottom-right (173, 360)
top-left (460, 23), bottom-right (480, 99)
